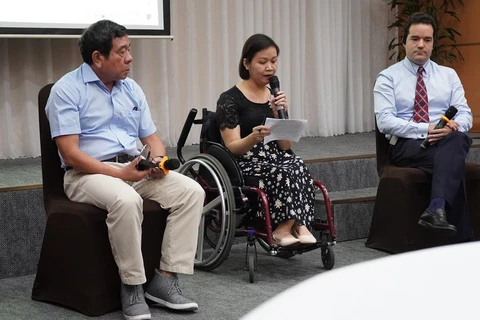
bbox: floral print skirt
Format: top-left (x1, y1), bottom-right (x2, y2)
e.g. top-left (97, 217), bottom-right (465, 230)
top-left (238, 141), bottom-right (315, 226)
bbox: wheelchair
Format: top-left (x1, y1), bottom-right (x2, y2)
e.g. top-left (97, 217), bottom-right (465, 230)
top-left (176, 108), bottom-right (336, 282)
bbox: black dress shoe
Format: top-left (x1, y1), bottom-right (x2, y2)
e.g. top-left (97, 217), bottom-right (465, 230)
top-left (418, 208), bottom-right (457, 236)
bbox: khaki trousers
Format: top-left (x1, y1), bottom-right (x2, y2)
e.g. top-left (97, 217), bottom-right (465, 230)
top-left (64, 163), bottom-right (205, 285)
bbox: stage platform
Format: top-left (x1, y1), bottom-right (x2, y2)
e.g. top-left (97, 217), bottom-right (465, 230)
top-left (1, 131), bottom-right (480, 279)
top-left (0, 131), bottom-right (379, 190)
top-left (2, 131), bottom-right (480, 190)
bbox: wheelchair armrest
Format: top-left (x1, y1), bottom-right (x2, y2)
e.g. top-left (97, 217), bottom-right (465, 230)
top-left (177, 108), bottom-right (198, 163)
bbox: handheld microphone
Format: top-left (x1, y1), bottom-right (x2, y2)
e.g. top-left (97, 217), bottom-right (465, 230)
top-left (268, 76), bottom-right (288, 119)
top-left (420, 106), bottom-right (458, 149)
top-left (158, 157), bottom-right (180, 174)
top-left (136, 156), bottom-right (180, 174)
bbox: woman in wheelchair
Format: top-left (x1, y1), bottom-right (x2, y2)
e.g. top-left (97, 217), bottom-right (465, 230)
top-left (216, 34), bottom-right (317, 247)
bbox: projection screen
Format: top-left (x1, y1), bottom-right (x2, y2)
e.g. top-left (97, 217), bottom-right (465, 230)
top-left (0, 0), bottom-right (170, 38)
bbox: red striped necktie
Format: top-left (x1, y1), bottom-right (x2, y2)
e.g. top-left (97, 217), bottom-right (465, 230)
top-left (413, 66), bottom-right (429, 123)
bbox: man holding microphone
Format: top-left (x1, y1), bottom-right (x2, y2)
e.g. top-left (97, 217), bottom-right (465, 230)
top-left (374, 12), bottom-right (473, 240)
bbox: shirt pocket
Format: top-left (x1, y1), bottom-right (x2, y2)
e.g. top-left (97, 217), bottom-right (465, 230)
top-left (124, 109), bottom-right (141, 136)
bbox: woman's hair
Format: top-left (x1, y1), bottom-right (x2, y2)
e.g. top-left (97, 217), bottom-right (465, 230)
top-left (238, 34), bottom-right (280, 80)
top-left (78, 19), bottom-right (128, 65)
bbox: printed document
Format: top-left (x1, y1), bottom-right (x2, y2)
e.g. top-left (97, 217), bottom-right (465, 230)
top-left (263, 118), bottom-right (308, 144)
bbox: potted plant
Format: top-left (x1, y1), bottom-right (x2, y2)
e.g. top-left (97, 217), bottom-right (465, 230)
top-left (386, 0), bottom-right (464, 64)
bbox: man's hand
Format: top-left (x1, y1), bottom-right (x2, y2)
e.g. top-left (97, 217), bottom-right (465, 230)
top-left (148, 166), bottom-right (166, 180)
top-left (427, 122), bottom-right (456, 145)
top-left (119, 157), bottom-right (151, 182)
top-left (446, 120), bottom-right (461, 131)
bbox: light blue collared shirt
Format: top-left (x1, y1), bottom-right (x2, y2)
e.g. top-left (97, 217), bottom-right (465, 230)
top-left (46, 63), bottom-right (157, 167)
top-left (374, 58), bottom-right (472, 140)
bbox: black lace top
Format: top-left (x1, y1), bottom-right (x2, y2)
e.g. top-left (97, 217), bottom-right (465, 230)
top-left (216, 86), bottom-right (274, 138)
top-left (215, 86), bottom-right (315, 226)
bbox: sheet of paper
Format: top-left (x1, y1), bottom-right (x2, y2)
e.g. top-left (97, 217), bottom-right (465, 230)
top-left (263, 118), bottom-right (308, 144)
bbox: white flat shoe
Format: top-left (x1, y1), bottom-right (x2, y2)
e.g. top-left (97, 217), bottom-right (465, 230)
top-left (292, 229), bottom-right (317, 244)
top-left (273, 233), bottom-right (300, 246)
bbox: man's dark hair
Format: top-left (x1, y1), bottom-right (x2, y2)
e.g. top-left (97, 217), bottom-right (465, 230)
top-left (78, 20), bottom-right (128, 65)
top-left (238, 34), bottom-right (280, 80)
top-left (402, 12), bottom-right (437, 45)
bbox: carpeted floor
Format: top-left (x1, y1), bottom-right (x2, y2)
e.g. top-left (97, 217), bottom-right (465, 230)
top-left (0, 239), bottom-right (387, 320)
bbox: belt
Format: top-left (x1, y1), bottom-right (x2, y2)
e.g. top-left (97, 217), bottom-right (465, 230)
top-left (65, 154), bottom-right (136, 171)
top-left (102, 154), bottom-right (137, 163)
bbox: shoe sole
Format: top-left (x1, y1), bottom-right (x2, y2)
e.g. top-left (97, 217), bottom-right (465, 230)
top-left (299, 241), bottom-right (317, 245)
top-left (298, 238), bottom-right (318, 245)
top-left (418, 220), bottom-right (457, 236)
top-left (122, 312), bottom-right (151, 320)
top-left (144, 293), bottom-right (198, 311)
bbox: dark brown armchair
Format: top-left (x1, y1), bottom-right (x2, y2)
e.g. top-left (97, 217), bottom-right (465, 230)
top-left (366, 123), bottom-right (480, 253)
top-left (31, 83), bottom-right (169, 316)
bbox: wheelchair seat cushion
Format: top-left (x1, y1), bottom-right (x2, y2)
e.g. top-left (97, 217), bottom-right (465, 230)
top-left (243, 175), bottom-right (260, 187)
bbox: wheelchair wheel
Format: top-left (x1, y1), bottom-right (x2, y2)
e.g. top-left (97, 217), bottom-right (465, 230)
top-left (248, 252), bottom-right (256, 283)
top-left (321, 246), bottom-right (335, 270)
top-left (178, 154), bottom-right (236, 271)
top-left (256, 237), bottom-right (271, 253)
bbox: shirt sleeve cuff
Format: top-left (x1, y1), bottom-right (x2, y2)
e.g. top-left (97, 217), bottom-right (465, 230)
top-left (50, 127), bottom-right (81, 139)
top-left (417, 123), bottom-right (429, 139)
top-left (139, 125), bottom-right (157, 139)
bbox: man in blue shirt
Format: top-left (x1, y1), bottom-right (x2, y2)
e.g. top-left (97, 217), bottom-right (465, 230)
top-left (46, 20), bottom-right (204, 320)
top-left (374, 13), bottom-right (473, 240)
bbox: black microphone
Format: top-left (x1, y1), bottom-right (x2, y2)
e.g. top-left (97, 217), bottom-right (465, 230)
top-left (420, 106), bottom-right (458, 149)
top-left (268, 76), bottom-right (288, 119)
top-left (160, 158), bottom-right (181, 172)
top-left (136, 157), bottom-right (180, 174)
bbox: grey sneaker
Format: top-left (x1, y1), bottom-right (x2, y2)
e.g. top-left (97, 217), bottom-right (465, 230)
top-left (120, 283), bottom-right (151, 320)
top-left (145, 269), bottom-right (198, 311)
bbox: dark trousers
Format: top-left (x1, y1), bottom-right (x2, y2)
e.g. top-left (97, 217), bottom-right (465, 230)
top-left (390, 131), bottom-right (473, 241)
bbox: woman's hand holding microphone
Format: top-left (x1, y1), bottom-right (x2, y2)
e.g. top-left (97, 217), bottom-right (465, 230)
top-left (270, 90), bottom-right (288, 119)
